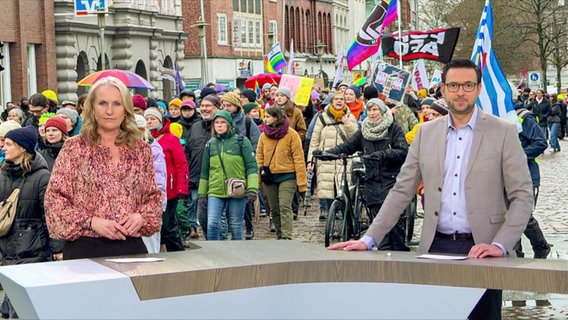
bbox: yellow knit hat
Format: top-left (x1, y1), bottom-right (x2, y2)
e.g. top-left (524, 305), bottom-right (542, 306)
top-left (169, 98), bottom-right (182, 109)
top-left (169, 122), bottom-right (183, 139)
top-left (417, 88), bottom-right (428, 98)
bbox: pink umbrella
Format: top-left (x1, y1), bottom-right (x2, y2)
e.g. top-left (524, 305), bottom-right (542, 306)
top-left (77, 69), bottom-right (155, 89)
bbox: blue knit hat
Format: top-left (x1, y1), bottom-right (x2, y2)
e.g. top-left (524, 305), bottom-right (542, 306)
top-left (5, 126), bottom-right (38, 154)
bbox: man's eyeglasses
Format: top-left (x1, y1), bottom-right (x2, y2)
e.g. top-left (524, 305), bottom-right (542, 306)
top-left (444, 82), bottom-right (479, 92)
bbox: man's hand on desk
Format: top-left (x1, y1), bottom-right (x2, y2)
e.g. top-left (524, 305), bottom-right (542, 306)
top-left (468, 243), bottom-right (504, 258)
top-left (327, 240), bottom-right (368, 251)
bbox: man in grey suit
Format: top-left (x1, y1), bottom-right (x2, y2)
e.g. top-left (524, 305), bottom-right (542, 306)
top-left (329, 59), bottom-right (533, 320)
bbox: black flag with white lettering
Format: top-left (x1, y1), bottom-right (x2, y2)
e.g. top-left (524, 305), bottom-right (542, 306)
top-left (381, 27), bottom-right (460, 63)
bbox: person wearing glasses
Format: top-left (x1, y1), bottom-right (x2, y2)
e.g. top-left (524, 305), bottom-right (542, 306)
top-left (329, 59), bottom-right (533, 320)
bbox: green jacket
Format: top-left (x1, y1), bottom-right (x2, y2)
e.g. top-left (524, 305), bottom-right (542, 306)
top-left (198, 134), bottom-right (259, 198)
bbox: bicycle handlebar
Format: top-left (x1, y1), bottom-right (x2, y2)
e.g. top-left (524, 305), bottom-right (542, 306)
top-left (313, 152), bottom-right (364, 161)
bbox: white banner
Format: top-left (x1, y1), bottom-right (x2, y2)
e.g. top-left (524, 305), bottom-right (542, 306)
top-left (411, 59), bottom-right (429, 91)
top-left (430, 69), bottom-right (443, 86)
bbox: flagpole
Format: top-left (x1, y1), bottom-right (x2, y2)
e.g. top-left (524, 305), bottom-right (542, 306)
top-left (396, 0), bottom-right (402, 69)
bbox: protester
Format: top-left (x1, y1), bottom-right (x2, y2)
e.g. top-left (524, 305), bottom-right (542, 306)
top-left (345, 85), bottom-right (364, 120)
top-left (39, 116), bottom-right (68, 171)
top-left (0, 120), bottom-right (21, 164)
top-left (257, 106), bottom-right (307, 239)
top-left (198, 110), bottom-right (258, 240)
top-left (0, 126), bottom-right (53, 318)
top-left (145, 107), bottom-right (188, 252)
top-left (7, 108), bottom-right (25, 124)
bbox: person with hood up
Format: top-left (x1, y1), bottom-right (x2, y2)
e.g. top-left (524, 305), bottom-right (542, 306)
top-left (198, 110), bottom-right (258, 240)
top-left (135, 114), bottom-right (167, 254)
top-left (145, 107), bottom-right (188, 252)
top-left (221, 92), bottom-right (261, 239)
top-left (56, 107), bottom-right (82, 136)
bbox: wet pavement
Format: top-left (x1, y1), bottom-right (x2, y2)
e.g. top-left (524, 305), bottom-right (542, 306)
top-left (242, 139), bottom-right (568, 319)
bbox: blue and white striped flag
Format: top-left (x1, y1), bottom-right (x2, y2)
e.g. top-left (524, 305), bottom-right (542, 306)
top-left (471, 0), bottom-right (519, 128)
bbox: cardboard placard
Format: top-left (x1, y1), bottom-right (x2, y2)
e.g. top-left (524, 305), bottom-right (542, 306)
top-left (279, 74), bottom-right (315, 106)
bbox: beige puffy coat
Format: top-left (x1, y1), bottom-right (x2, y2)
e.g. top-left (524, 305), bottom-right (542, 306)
top-left (308, 107), bottom-right (358, 199)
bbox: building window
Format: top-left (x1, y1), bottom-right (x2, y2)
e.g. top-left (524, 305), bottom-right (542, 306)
top-left (234, 17), bottom-right (262, 48)
top-left (1, 43), bottom-right (11, 104)
top-left (217, 14), bottom-right (228, 45)
top-left (27, 44), bottom-right (37, 95)
top-left (269, 20), bottom-right (278, 43)
top-left (255, 21), bottom-right (261, 45)
top-left (234, 0), bottom-right (261, 13)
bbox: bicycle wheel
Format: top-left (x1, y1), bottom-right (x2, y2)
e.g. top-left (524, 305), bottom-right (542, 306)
top-left (325, 200), bottom-right (344, 247)
top-left (406, 195), bottom-right (417, 242)
top-left (353, 191), bottom-right (369, 240)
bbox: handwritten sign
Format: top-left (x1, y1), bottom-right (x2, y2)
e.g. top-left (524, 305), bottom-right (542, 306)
top-left (371, 62), bottom-right (410, 103)
top-left (279, 74), bottom-right (315, 106)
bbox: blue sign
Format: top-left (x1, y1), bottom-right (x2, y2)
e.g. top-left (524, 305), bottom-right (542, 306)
top-left (75, 0), bottom-right (106, 16)
top-left (371, 62), bottom-right (411, 103)
top-left (529, 72), bottom-right (539, 82)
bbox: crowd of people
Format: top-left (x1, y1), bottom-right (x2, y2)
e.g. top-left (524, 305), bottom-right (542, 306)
top-left (0, 59), bottom-right (562, 318)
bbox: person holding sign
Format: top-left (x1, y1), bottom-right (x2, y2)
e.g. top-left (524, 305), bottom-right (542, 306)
top-left (274, 88), bottom-right (307, 141)
top-left (307, 91), bottom-right (358, 220)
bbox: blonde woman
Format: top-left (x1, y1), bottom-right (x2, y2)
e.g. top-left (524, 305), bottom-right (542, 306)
top-left (45, 76), bottom-right (163, 260)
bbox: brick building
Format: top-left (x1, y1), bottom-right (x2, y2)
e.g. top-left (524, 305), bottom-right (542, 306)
top-left (0, 0), bottom-right (57, 109)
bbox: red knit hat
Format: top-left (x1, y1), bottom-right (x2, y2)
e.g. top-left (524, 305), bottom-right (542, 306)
top-left (132, 94), bottom-right (147, 110)
top-left (45, 117), bottom-right (68, 136)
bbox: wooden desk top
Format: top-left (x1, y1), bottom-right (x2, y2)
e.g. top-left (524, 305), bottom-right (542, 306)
top-left (94, 240), bottom-right (568, 300)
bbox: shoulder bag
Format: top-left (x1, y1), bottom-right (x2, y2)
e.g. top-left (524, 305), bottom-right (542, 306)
top-left (260, 139), bottom-right (279, 184)
top-left (0, 177), bottom-right (26, 237)
top-left (216, 140), bottom-right (246, 198)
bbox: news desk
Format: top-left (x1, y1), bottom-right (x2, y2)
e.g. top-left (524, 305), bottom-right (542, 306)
top-left (0, 240), bottom-right (567, 319)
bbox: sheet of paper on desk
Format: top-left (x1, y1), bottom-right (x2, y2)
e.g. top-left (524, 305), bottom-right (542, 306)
top-left (105, 257), bottom-right (165, 263)
top-left (416, 254), bottom-right (468, 260)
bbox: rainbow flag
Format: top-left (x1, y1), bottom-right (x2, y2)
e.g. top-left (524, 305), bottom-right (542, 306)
top-left (264, 42), bottom-right (287, 73)
top-left (255, 80), bottom-right (261, 100)
top-left (353, 75), bottom-right (366, 87)
top-left (347, 0), bottom-right (397, 70)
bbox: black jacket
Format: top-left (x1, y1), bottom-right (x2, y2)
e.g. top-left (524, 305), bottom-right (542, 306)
top-left (327, 122), bottom-right (408, 205)
top-left (39, 142), bottom-right (64, 172)
top-left (185, 119), bottom-right (213, 189)
top-left (533, 98), bottom-right (551, 125)
top-left (0, 153), bottom-right (52, 265)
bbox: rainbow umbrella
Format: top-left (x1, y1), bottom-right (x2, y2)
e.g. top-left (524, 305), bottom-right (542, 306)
top-left (77, 69), bottom-right (155, 89)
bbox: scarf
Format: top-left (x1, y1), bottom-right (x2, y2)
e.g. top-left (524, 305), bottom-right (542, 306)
top-left (328, 105), bottom-right (347, 122)
top-left (347, 99), bottom-right (364, 120)
top-left (361, 108), bottom-right (394, 141)
top-left (264, 117), bottom-right (290, 139)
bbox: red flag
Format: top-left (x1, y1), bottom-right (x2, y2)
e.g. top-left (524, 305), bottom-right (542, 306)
top-left (518, 67), bottom-right (527, 89)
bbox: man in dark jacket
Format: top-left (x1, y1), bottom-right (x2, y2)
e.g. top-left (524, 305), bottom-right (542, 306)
top-left (185, 95), bottom-right (220, 239)
top-left (547, 96), bottom-right (562, 151)
top-left (532, 89), bottom-right (551, 139)
top-left (515, 106), bottom-right (551, 259)
top-left (178, 99), bottom-right (202, 242)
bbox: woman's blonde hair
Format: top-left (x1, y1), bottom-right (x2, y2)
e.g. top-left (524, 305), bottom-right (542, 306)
top-left (80, 76), bottom-right (141, 147)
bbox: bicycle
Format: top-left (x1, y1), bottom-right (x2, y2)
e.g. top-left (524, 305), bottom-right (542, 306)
top-left (313, 152), bottom-right (369, 247)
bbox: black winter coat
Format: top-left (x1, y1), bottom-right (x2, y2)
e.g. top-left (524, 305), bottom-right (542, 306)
top-left (327, 122), bottom-right (408, 205)
top-left (39, 142), bottom-right (64, 172)
top-left (185, 119), bottom-right (213, 189)
top-left (0, 153), bottom-right (51, 265)
top-left (533, 98), bottom-right (551, 125)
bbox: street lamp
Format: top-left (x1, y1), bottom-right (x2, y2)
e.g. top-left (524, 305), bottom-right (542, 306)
top-left (97, 10), bottom-right (106, 70)
top-left (315, 42), bottom-right (326, 74)
top-left (192, 18), bottom-right (209, 85)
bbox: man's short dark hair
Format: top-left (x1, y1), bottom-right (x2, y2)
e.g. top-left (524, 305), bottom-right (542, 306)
top-left (442, 59), bottom-right (482, 84)
top-left (28, 93), bottom-right (49, 107)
